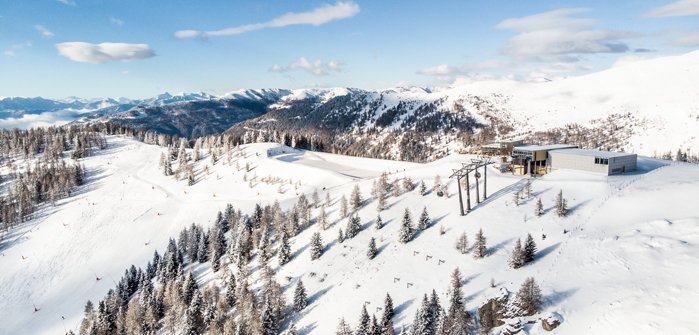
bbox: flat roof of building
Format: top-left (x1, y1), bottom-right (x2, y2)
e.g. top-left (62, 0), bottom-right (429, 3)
top-left (513, 144), bottom-right (577, 152)
top-left (549, 148), bottom-right (636, 158)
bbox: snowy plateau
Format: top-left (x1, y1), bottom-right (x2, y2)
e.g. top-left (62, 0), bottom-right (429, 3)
top-left (0, 134), bottom-right (698, 335)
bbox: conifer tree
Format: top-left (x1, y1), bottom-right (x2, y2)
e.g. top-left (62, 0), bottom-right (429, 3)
top-left (473, 228), bottom-right (487, 258)
top-left (555, 190), bottom-right (568, 217)
top-left (442, 268), bottom-right (471, 335)
top-left (293, 280), bottom-right (308, 312)
top-left (345, 214), bottom-right (361, 239)
top-left (371, 315), bottom-right (381, 335)
top-left (419, 180), bottom-right (427, 195)
top-left (357, 305), bottom-right (371, 335)
top-left (338, 228), bottom-right (345, 244)
top-left (368, 237), bottom-right (378, 259)
top-left (318, 205), bottom-right (329, 230)
top-left (535, 198), bottom-right (544, 216)
top-left (351, 184), bottom-right (363, 210)
top-left (211, 228), bottom-right (226, 272)
top-left (513, 190), bottom-right (520, 206)
top-left (514, 277), bottom-right (542, 316)
top-left (261, 295), bottom-right (279, 335)
top-left (278, 231), bottom-right (291, 266)
top-left (509, 238), bottom-right (524, 269)
top-left (375, 214), bottom-right (384, 230)
top-left (310, 232), bottom-right (323, 260)
top-left (225, 274), bottom-right (237, 309)
top-left (340, 195), bottom-right (349, 218)
top-left (523, 233), bottom-right (537, 264)
top-left (337, 317), bottom-right (353, 335)
top-left (455, 232), bottom-right (468, 254)
top-left (381, 293), bottom-right (394, 328)
top-left (418, 207), bottom-right (431, 230)
top-left (399, 208), bottom-right (414, 244)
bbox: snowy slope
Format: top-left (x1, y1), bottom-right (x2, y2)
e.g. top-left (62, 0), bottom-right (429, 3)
top-left (1, 136), bottom-right (698, 334)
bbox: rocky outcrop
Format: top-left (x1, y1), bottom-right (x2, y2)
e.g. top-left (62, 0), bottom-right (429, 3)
top-left (479, 288), bottom-right (510, 333)
top-left (541, 312), bottom-right (563, 331)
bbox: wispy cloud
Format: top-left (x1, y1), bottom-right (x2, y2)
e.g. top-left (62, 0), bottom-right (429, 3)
top-left (34, 25), bottom-right (54, 38)
top-left (495, 8), bottom-right (632, 63)
top-left (270, 57), bottom-right (342, 76)
top-left (2, 41), bottom-right (32, 57)
top-left (55, 42), bottom-right (155, 64)
top-left (110, 17), bottom-right (125, 26)
top-left (644, 0), bottom-right (699, 17)
top-left (56, 0), bottom-right (76, 6)
top-left (175, 1), bottom-right (360, 38)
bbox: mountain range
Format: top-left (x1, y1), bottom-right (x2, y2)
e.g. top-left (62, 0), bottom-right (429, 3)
top-left (2, 50), bottom-right (698, 159)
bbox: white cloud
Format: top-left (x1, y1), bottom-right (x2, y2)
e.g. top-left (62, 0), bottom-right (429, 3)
top-left (110, 17), bottom-right (125, 26)
top-left (644, 0), bottom-right (699, 17)
top-left (34, 25), bottom-right (54, 38)
top-left (175, 1), bottom-right (360, 38)
top-left (56, 0), bottom-right (76, 6)
top-left (55, 42), bottom-right (155, 64)
top-left (2, 50), bottom-right (15, 57)
top-left (269, 57), bottom-right (343, 76)
top-left (495, 8), bottom-right (632, 62)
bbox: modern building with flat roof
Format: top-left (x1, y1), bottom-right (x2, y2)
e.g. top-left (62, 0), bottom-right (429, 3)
top-left (549, 148), bottom-right (637, 175)
top-left (511, 144), bottom-right (578, 176)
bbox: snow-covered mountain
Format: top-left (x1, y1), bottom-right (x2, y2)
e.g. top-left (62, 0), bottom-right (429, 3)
top-left (2, 51), bottom-right (698, 158)
top-left (232, 51), bottom-right (699, 161)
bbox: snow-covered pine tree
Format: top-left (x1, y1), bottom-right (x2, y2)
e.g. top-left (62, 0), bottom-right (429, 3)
top-left (411, 294), bottom-right (432, 335)
top-left (275, 230), bottom-right (290, 266)
top-left (555, 190), bottom-right (568, 217)
top-left (325, 192), bottom-right (332, 208)
top-left (418, 207), bottom-right (431, 230)
top-left (370, 314), bottom-right (381, 335)
top-left (473, 228), bottom-right (487, 258)
top-left (375, 214), bottom-right (384, 230)
top-left (368, 237), bottom-right (378, 259)
top-left (336, 317), bottom-right (353, 335)
top-left (225, 274), bottom-right (237, 309)
top-left (310, 232), bottom-right (323, 260)
top-left (351, 184), bottom-right (363, 210)
top-left (293, 280), bottom-right (308, 312)
top-left (523, 233), bottom-right (537, 264)
top-left (513, 190), bottom-right (520, 206)
top-left (403, 176), bottom-right (415, 192)
top-left (260, 295), bottom-right (279, 335)
top-left (288, 323), bottom-right (299, 335)
top-left (211, 227), bottom-right (226, 272)
top-left (419, 180), bottom-right (427, 196)
top-left (514, 277), bottom-right (542, 316)
top-left (381, 293), bottom-right (395, 332)
top-left (442, 268), bottom-right (471, 335)
top-left (535, 198), bottom-right (544, 216)
top-left (357, 305), bottom-right (371, 335)
top-left (455, 232), bottom-right (468, 254)
top-left (399, 208), bottom-right (415, 244)
top-left (509, 238), bottom-right (524, 269)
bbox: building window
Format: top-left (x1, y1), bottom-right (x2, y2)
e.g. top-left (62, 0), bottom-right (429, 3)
top-left (595, 157), bottom-right (609, 165)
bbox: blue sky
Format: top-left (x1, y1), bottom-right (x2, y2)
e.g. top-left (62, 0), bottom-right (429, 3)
top-left (1, 0), bottom-right (698, 98)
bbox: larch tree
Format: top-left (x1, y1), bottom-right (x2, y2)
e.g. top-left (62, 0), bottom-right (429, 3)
top-left (514, 277), bottom-right (542, 316)
top-left (473, 228), bottom-right (487, 258)
top-left (455, 232), bottom-right (468, 254)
